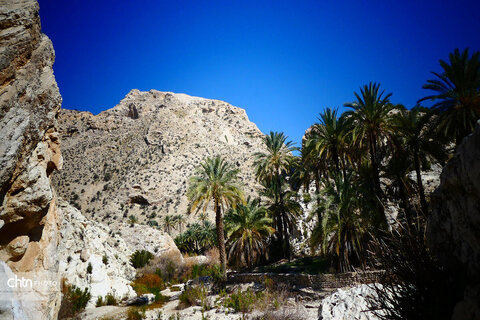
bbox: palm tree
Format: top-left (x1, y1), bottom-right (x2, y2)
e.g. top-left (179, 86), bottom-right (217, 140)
top-left (174, 214), bottom-right (186, 233)
top-left (310, 173), bottom-right (369, 272)
top-left (224, 198), bottom-right (275, 270)
top-left (260, 178), bottom-right (302, 261)
top-left (198, 212), bottom-right (208, 223)
top-left (344, 82), bottom-right (395, 226)
top-left (254, 131), bottom-right (296, 259)
top-left (163, 215), bottom-right (175, 234)
top-left (306, 108), bottom-right (348, 176)
top-left (187, 156), bottom-right (244, 277)
top-left (390, 108), bottom-right (446, 216)
top-left (419, 48), bottom-right (480, 145)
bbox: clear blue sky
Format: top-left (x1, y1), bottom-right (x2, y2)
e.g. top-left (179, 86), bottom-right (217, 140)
top-left (38, 0), bottom-right (480, 146)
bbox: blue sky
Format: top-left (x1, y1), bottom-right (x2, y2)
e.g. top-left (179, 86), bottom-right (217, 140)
top-left (38, 0), bottom-right (480, 146)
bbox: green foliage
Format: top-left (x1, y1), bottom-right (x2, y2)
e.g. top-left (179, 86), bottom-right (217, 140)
top-left (65, 285), bottom-right (91, 314)
top-left (102, 254), bottom-right (108, 265)
top-left (174, 221), bottom-right (217, 254)
top-left (130, 250), bottom-right (153, 269)
top-left (87, 262), bottom-right (93, 274)
top-left (95, 295), bottom-right (104, 307)
top-left (223, 289), bottom-right (256, 313)
top-left (224, 197), bottom-right (274, 269)
top-left (179, 284), bottom-right (208, 307)
top-left (419, 48), bottom-right (480, 145)
top-left (105, 292), bottom-right (117, 306)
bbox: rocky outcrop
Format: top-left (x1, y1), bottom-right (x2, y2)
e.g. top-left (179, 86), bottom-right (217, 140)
top-left (53, 90), bottom-right (267, 230)
top-left (57, 200), bottom-right (137, 307)
top-left (0, 0), bottom-right (63, 319)
top-left (428, 120), bottom-right (480, 320)
top-left (318, 284), bottom-right (383, 320)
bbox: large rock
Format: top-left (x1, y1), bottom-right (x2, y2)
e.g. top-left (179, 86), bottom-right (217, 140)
top-left (52, 90), bottom-right (267, 230)
top-left (0, 0), bottom-right (63, 319)
top-left (428, 120), bottom-right (480, 320)
top-left (57, 200), bottom-right (137, 307)
top-left (318, 284), bottom-right (382, 320)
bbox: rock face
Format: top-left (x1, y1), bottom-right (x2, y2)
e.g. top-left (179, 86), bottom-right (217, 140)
top-left (53, 90), bottom-right (266, 229)
top-left (57, 200), bottom-right (137, 307)
top-left (428, 120), bottom-right (480, 320)
top-left (0, 0), bottom-right (63, 319)
top-left (318, 284), bottom-right (382, 320)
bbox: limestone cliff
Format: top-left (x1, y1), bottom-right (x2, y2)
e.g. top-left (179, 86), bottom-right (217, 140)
top-left (53, 90), bottom-right (267, 230)
top-left (0, 0), bottom-right (62, 318)
top-left (428, 120), bottom-right (480, 320)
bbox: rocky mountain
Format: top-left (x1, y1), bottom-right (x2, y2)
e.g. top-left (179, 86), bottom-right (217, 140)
top-left (53, 89), bottom-right (267, 229)
top-left (0, 0), bottom-right (63, 318)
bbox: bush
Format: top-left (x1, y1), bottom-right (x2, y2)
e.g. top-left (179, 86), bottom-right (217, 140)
top-left (63, 285), bottom-right (91, 314)
top-left (103, 254), bottom-right (108, 265)
top-left (223, 289), bottom-right (256, 313)
top-left (130, 250), bottom-right (153, 269)
top-left (131, 273), bottom-right (165, 296)
top-left (126, 307), bottom-right (145, 320)
top-left (178, 284), bottom-right (208, 308)
top-left (96, 296), bottom-right (104, 307)
top-left (105, 292), bottom-right (117, 306)
top-left (87, 262), bottom-right (93, 274)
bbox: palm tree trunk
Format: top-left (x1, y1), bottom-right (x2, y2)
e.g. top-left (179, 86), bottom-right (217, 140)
top-left (215, 198), bottom-right (227, 279)
top-left (414, 151), bottom-right (428, 216)
top-left (276, 170), bottom-right (290, 260)
top-left (369, 132), bottom-right (386, 226)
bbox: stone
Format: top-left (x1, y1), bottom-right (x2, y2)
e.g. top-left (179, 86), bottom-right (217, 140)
top-left (0, 0), bottom-right (63, 318)
top-left (428, 120), bottom-right (480, 320)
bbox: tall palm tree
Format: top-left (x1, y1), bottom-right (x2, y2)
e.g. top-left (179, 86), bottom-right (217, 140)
top-left (310, 173), bottom-right (369, 272)
top-left (163, 215), bottom-right (175, 234)
top-left (187, 156), bottom-right (244, 277)
top-left (390, 108), bottom-right (446, 216)
top-left (224, 198), bottom-right (275, 270)
top-left (306, 108), bottom-right (348, 176)
top-left (344, 82), bottom-right (395, 226)
top-left (254, 131), bottom-right (296, 259)
top-left (419, 48), bottom-right (480, 145)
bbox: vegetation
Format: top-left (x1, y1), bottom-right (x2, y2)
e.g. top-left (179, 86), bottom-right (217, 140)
top-left (130, 250), bottom-right (154, 269)
top-left (224, 197), bottom-right (275, 269)
top-left (254, 131), bottom-right (298, 260)
top-left (187, 155), bottom-right (244, 278)
top-left (174, 221), bottom-right (217, 254)
top-left (59, 284), bottom-right (91, 318)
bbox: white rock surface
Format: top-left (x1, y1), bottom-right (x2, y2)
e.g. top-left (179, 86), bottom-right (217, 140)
top-left (319, 284), bottom-right (382, 320)
top-left (57, 200), bottom-right (137, 307)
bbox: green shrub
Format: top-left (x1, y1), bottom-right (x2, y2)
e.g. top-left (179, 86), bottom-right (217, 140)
top-left (105, 292), bottom-right (117, 306)
top-left (96, 296), bottom-right (105, 307)
top-left (179, 285), bottom-right (208, 307)
top-left (103, 254), bottom-right (108, 265)
top-left (223, 289), bottom-right (256, 313)
top-left (87, 262), bottom-right (93, 274)
top-left (66, 285), bottom-right (91, 313)
top-left (130, 250), bottom-right (153, 268)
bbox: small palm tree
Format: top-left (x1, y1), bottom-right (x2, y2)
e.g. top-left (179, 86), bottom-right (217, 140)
top-left (310, 173), bottom-right (369, 272)
top-left (224, 198), bottom-right (275, 270)
top-left (163, 215), bottom-right (175, 234)
top-left (419, 48), bottom-right (480, 145)
top-left (174, 214), bottom-right (186, 234)
top-left (187, 156), bottom-right (244, 277)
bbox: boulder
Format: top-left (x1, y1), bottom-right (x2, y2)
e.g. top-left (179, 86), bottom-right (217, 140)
top-left (428, 120), bottom-right (480, 320)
